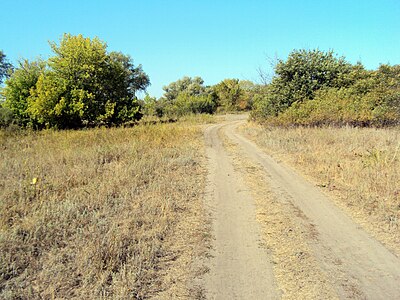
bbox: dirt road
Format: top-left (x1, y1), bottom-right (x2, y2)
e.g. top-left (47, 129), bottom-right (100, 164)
top-left (202, 117), bottom-right (400, 299)
top-left (202, 119), bottom-right (279, 299)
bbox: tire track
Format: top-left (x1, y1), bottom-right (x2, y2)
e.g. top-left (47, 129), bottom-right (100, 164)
top-left (222, 120), bottom-right (400, 299)
top-left (202, 121), bottom-right (279, 299)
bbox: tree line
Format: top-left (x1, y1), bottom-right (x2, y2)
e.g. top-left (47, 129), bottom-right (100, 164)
top-left (0, 34), bottom-right (256, 129)
top-left (141, 76), bottom-right (257, 119)
top-left (251, 49), bottom-right (400, 126)
top-left (1, 34), bottom-right (399, 129)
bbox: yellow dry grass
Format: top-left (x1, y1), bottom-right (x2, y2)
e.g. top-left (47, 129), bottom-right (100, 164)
top-left (240, 123), bottom-right (400, 256)
top-left (0, 121), bottom-right (210, 299)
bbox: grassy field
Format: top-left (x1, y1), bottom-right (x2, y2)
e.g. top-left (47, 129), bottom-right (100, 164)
top-left (0, 119), bottom-right (210, 299)
top-left (240, 123), bottom-right (400, 256)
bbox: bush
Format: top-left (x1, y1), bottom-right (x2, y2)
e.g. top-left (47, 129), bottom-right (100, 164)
top-left (251, 49), bottom-right (400, 127)
top-left (268, 49), bottom-right (353, 113)
top-left (165, 92), bottom-right (217, 117)
top-left (2, 59), bottom-right (45, 127)
top-left (265, 87), bottom-right (400, 127)
top-left (141, 94), bottom-right (166, 118)
top-left (0, 106), bottom-right (15, 128)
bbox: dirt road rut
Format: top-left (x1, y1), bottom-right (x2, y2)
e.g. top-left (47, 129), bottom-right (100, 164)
top-left (202, 118), bottom-right (400, 299)
top-left (203, 121), bottom-right (279, 299)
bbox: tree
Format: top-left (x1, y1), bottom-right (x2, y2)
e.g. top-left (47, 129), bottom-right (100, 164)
top-left (213, 79), bottom-right (244, 111)
top-left (0, 50), bottom-right (13, 85)
top-left (159, 76), bottom-right (219, 116)
top-left (5, 34), bottom-right (150, 128)
top-left (105, 51), bottom-right (150, 123)
top-left (2, 59), bottom-right (45, 126)
top-left (162, 76), bottom-right (206, 101)
top-left (213, 79), bottom-right (241, 111)
top-left (267, 49), bottom-right (354, 115)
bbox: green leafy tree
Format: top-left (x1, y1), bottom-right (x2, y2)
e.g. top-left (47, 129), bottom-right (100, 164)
top-left (238, 80), bottom-right (257, 110)
top-left (141, 94), bottom-right (164, 117)
top-left (2, 59), bottom-right (46, 126)
top-left (101, 51), bottom-right (150, 124)
top-left (0, 50), bottom-right (13, 84)
top-left (160, 76), bottom-right (217, 117)
top-left (162, 76), bottom-right (206, 101)
top-left (213, 79), bottom-right (245, 111)
top-left (265, 49), bottom-right (353, 116)
top-left (212, 79), bottom-right (257, 111)
top-left (6, 34), bottom-right (149, 128)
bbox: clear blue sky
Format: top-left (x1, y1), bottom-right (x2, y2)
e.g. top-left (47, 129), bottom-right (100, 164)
top-left (1, 0), bottom-right (399, 97)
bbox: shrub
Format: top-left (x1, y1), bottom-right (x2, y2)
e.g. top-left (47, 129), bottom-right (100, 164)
top-left (165, 92), bottom-right (217, 117)
top-left (251, 49), bottom-right (400, 127)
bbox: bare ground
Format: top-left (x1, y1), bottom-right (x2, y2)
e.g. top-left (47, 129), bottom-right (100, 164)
top-left (202, 117), bottom-right (400, 299)
top-left (202, 119), bottom-right (279, 299)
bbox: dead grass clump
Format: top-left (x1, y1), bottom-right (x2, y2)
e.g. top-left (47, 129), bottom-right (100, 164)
top-left (0, 123), bottom-right (208, 299)
top-left (240, 123), bottom-right (400, 255)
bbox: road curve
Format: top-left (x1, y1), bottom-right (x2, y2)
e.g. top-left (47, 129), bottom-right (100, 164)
top-left (202, 117), bottom-right (400, 299)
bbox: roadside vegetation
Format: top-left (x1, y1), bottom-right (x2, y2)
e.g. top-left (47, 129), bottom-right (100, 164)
top-left (246, 48), bottom-right (400, 256)
top-left (1, 40), bottom-right (399, 129)
top-left (1, 32), bottom-right (399, 298)
top-left (0, 34), bottom-right (254, 130)
top-left (240, 124), bottom-right (400, 256)
top-left (1, 34), bottom-right (149, 129)
top-left (251, 49), bottom-right (400, 127)
top-left (140, 76), bottom-right (256, 119)
top-left (0, 122), bottom-right (210, 299)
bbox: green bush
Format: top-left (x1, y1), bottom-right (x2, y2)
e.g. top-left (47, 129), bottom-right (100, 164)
top-left (2, 59), bottom-right (45, 127)
top-left (3, 34), bottom-right (149, 129)
top-left (265, 86), bottom-right (399, 127)
top-left (251, 49), bottom-right (400, 127)
top-left (269, 49), bottom-right (353, 113)
top-left (165, 92), bottom-right (217, 117)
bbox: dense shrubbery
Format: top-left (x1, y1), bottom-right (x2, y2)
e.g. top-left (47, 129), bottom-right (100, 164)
top-left (212, 79), bottom-right (256, 112)
top-left (1, 34), bottom-right (149, 129)
top-left (251, 49), bottom-right (400, 127)
top-left (160, 76), bottom-right (218, 117)
top-left (1, 36), bottom-right (257, 129)
top-left (4, 41), bottom-right (397, 129)
top-left (140, 76), bottom-right (256, 119)
top-left (168, 92), bottom-right (216, 116)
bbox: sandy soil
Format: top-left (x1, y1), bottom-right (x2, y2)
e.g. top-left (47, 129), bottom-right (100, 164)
top-left (202, 117), bottom-right (279, 299)
top-left (201, 117), bottom-right (400, 299)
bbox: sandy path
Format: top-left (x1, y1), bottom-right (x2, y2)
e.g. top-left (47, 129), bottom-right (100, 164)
top-left (221, 120), bottom-right (400, 299)
top-left (202, 120), bottom-right (279, 299)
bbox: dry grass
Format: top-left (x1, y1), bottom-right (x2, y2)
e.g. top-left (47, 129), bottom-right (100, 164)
top-left (240, 123), bottom-right (400, 256)
top-left (138, 113), bottom-right (216, 126)
top-left (0, 122), bottom-right (210, 299)
top-left (222, 135), bottom-right (338, 300)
